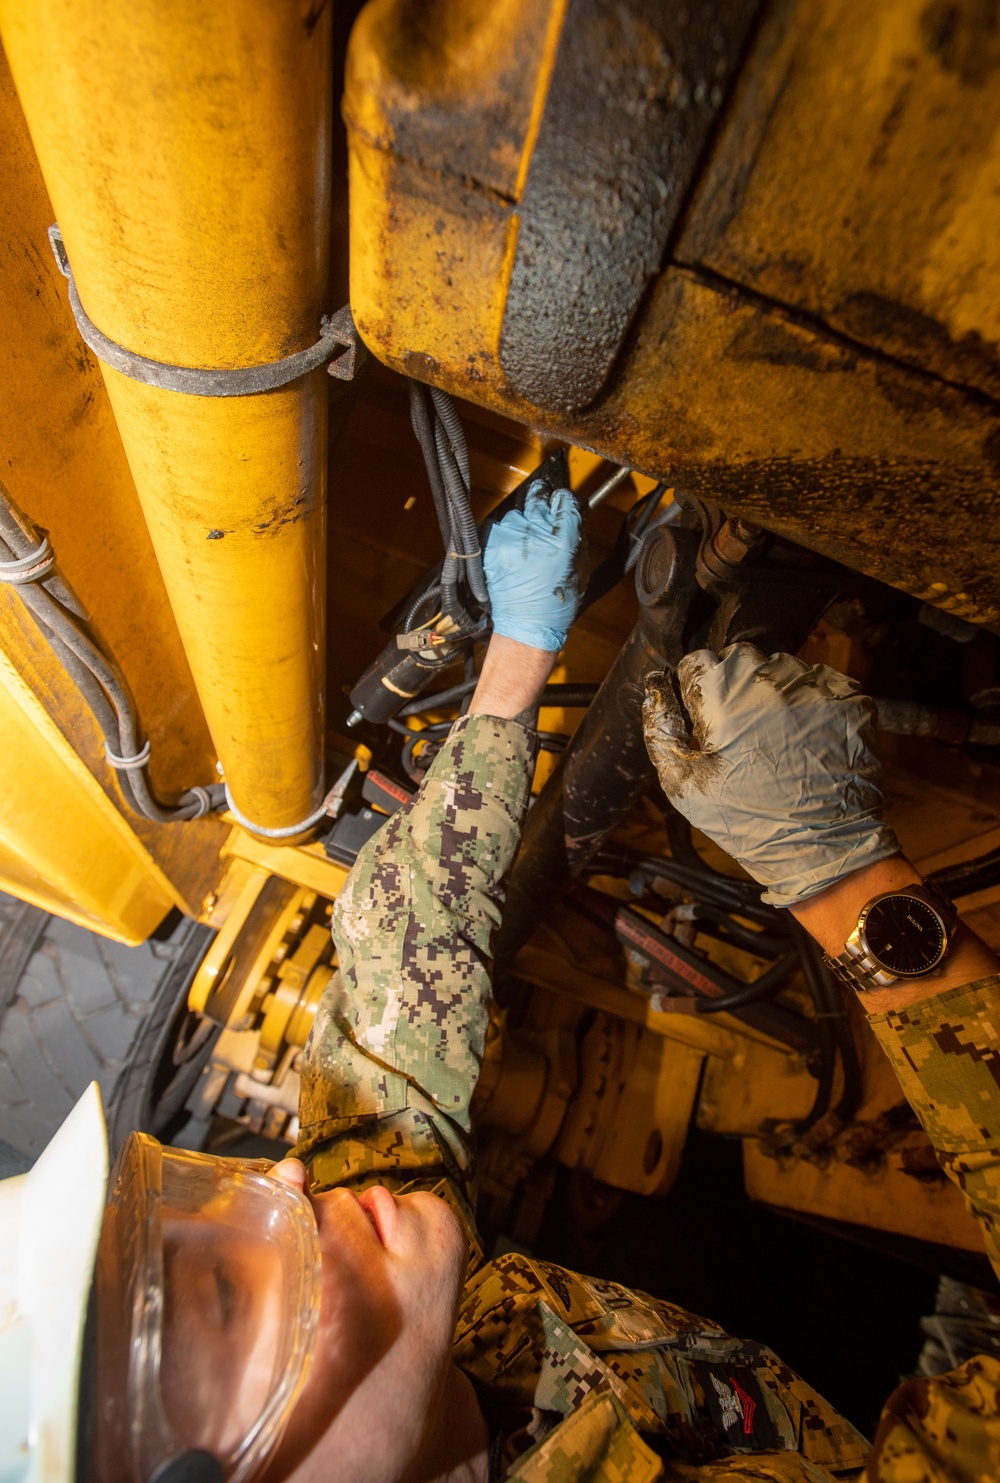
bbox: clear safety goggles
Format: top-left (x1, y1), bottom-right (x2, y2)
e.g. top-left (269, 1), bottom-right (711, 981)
top-left (89, 1133), bottom-right (322, 1483)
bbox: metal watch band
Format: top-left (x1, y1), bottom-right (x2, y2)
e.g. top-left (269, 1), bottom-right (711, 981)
top-left (824, 947), bottom-right (899, 991)
top-left (823, 881), bottom-right (958, 993)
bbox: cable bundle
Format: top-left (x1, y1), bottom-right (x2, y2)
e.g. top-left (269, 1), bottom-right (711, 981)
top-left (407, 381), bottom-right (490, 635)
top-left (0, 485), bottom-right (224, 823)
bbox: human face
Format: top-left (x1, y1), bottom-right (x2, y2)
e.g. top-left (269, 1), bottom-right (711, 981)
top-left (260, 1159), bottom-right (472, 1483)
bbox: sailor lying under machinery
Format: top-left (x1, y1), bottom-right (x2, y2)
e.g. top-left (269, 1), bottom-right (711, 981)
top-left (2, 3), bottom-right (1000, 1481)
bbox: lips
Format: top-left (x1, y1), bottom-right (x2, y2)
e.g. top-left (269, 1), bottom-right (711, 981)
top-left (355, 1185), bottom-right (396, 1248)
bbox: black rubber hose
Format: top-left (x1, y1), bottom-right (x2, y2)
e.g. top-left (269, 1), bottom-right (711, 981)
top-left (687, 905), bottom-right (792, 958)
top-left (428, 385), bottom-right (471, 494)
top-left (695, 952), bottom-right (799, 1013)
top-left (399, 679), bottom-right (600, 718)
top-left (538, 684), bottom-right (601, 707)
top-left (536, 731), bottom-right (570, 753)
top-left (399, 676), bottom-right (478, 716)
top-left (433, 411), bottom-right (490, 609)
top-left (791, 920), bottom-right (862, 1131)
top-left (930, 846), bottom-right (1000, 901)
top-left (797, 1028), bottom-right (836, 1134)
top-left (592, 849), bottom-right (779, 927)
top-left (807, 932), bottom-right (863, 1125)
top-left (664, 807), bottom-right (709, 874)
top-left (407, 382), bottom-right (468, 627)
top-left (403, 583), bottom-right (443, 634)
top-left (407, 382), bottom-right (452, 548)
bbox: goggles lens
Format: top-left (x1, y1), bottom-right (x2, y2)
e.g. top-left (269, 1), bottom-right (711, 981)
top-left (92, 1134), bottom-right (321, 1483)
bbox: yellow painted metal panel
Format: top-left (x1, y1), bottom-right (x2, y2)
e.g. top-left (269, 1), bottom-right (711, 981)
top-left (0, 0), bottom-right (332, 834)
top-left (679, 0), bottom-right (1000, 401)
top-left (0, 651), bottom-right (177, 944)
top-left (98, 375), bottom-right (328, 830)
top-left (220, 828), bottom-right (350, 902)
top-left (0, 46), bottom-right (215, 804)
top-left (0, 45), bottom-right (231, 919)
top-left (743, 1137), bottom-right (987, 1254)
top-left (343, 0), bottom-right (1000, 628)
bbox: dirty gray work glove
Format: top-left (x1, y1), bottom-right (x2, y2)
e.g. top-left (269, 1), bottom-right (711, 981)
top-left (642, 643), bottom-right (900, 909)
top-left (483, 481), bottom-right (584, 652)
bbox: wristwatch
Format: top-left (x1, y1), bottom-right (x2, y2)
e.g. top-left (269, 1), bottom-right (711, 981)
top-left (825, 882), bottom-right (959, 991)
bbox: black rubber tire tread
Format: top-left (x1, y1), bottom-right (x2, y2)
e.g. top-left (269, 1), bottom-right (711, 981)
top-left (0, 892), bottom-right (213, 1168)
top-left (0, 899), bottom-right (51, 1019)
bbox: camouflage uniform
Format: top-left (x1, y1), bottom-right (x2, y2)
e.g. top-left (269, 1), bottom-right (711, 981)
top-left (295, 714), bottom-right (1000, 1481)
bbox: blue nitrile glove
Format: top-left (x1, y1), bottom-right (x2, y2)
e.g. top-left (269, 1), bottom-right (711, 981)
top-left (483, 481), bottom-right (584, 651)
top-left (642, 643), bottom-right (900, 909)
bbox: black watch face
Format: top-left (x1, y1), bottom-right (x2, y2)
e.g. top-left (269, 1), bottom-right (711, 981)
top-left (861, 895), bottom-right (946, 976)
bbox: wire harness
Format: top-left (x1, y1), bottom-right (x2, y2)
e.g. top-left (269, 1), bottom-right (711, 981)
top-left (407, 380), bottom-right (490, 636)
top-left (0, 485), bottom-right (224, 823)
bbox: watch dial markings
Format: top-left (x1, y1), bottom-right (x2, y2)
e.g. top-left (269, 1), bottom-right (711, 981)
top-left (863, 896), bottom-right (945, 976)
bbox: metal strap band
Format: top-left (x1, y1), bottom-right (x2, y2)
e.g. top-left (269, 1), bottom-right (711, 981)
top-left (223, 784), bottom-right (330, 840)
top-left (0, 536), bottom-right (55, 585)
top-left (186, 786), bottom-right (212, 820)
top-left (48, 225), bottom-right (359, 397)
top-left (105, 739), bottom-right (152, 771)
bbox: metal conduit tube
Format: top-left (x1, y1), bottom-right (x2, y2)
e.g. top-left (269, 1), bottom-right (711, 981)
top-left (0, 0), bottom-right (332, 836)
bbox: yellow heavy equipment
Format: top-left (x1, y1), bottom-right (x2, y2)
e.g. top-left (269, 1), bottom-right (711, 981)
top-left (2, 0), bottom-right (1000, 1324)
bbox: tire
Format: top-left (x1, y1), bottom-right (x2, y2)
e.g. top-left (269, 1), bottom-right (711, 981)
top-left (0, 892), bottom-right (214, 1172)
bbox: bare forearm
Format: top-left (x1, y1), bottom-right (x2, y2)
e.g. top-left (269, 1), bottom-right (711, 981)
top-left (792, 854), bottom-right (1000, 1014)
top-left (466, 634), bottom-right (555, 722)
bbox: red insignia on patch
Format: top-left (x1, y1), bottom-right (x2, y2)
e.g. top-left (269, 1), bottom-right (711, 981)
top-left (730, 1376), bottom-right (757, 1434)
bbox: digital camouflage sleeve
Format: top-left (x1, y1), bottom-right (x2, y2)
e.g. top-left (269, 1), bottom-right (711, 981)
top-left (294, 714), bottom-right (1000, 1482)
top-left (863, 983), bottom-right (1000, 1480)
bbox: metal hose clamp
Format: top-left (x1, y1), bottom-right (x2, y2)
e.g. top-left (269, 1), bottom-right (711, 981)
top-left (48, 225), bottom-right (361, 396)
top-left (0, 536), bottom-right (55, 585)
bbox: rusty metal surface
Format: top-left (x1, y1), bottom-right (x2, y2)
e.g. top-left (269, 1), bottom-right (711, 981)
top-left (345, 0), bottom-right (558, 202)
top-left (346, 0), bottom-right (1000, 629)
top-left (678, 0), bottom-right (1000, 402)
top-left (498, 0), bottom-right (762, 412)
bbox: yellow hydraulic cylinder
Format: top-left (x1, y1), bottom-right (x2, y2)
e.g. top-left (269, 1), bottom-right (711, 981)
top-left (0, 0), bottom-right (332, 836)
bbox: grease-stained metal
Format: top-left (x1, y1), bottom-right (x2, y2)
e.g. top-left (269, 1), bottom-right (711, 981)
top-left (346, 0), bottom-right (1000, 628)
top-left (498, 0), bottom-right (762, 413)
